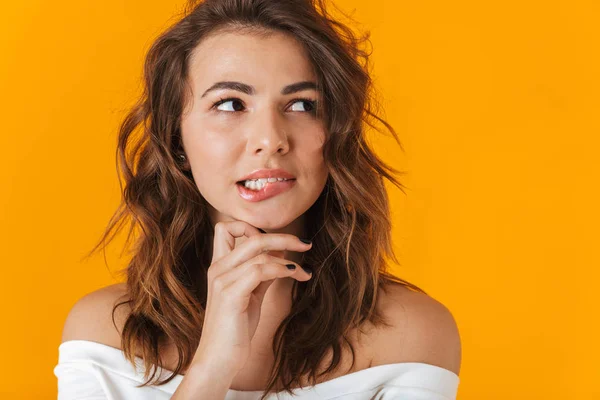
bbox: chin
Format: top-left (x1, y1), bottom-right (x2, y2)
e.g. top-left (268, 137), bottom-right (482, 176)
top-left (234, 207), bottom-right (302, 230)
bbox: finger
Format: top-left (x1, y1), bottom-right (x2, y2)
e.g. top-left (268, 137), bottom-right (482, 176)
top-left (212, 233), bottom-right (312, 277)
top-left (218, 254), bottom-right (309, 287)
top-left (212, 221), bottom-right (263, 264)
top-left (224, 263), bottom-right (301, 301)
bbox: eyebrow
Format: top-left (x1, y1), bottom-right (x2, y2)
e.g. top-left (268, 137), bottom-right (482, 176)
top-left (200, 81), bottom-right (317, 98)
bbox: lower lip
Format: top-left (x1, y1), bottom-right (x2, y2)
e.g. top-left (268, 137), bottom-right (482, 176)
top-left (236, 179), bottom-right (296, 202)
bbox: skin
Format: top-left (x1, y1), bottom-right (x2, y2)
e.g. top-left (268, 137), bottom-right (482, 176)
top-left (179, 29), bottom-right (329, 376)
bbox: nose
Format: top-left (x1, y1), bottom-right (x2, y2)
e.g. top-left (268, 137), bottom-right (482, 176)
top-left (246, 107), bottom-right (290, 156)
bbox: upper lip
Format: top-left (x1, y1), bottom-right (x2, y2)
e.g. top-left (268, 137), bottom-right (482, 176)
top-left (237, 168), bottom-right (296, 182)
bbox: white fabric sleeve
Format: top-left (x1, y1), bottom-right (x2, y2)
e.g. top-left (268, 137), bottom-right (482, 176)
top-left (325, 384), bottom-right (458, 400)
top-left (328, 384), bottom-right (456, 400)
top-left (54, 362), bottom-right (109, 400)
top-left (370, 384), bottom-right (458, 399)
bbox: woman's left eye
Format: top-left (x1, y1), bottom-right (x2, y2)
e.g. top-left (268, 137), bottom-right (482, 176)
top-left (289, 99), bottom-right (317, 113)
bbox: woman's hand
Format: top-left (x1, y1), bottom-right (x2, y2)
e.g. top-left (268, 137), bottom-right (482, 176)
top-left (190, 220), bottom-right (313, 377)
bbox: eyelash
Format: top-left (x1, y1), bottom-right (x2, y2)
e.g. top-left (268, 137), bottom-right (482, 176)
top-left (211, 97), bottom-right (318, 115)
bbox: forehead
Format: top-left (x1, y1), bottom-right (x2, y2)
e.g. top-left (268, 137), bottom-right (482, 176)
top-left (188, 30), bottom-right (317, 91)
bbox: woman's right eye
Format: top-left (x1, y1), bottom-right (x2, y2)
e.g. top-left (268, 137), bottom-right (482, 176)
top-left (212, 98), bottom-right (245, 112)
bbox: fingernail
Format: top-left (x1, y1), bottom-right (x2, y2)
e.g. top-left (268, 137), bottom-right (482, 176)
top-left (258, 228), bottom-right (266, 233)
top-left (299, 238), bottom-right (312, 244)
top-left (286, 264), bottom-right (296, 270)
top-left (301, 265), bottom-right (313, 275)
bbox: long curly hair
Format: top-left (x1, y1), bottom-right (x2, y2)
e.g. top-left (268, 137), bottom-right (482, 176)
top-left (85, 0), bottom-right (427, 397)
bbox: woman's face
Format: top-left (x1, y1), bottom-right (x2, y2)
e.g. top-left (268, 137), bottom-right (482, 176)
top-left (181, 30), bottom-right (329, 230)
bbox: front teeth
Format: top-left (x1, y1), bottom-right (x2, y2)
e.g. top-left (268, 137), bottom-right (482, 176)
top-left (244, 177), bottom-right (290, 190)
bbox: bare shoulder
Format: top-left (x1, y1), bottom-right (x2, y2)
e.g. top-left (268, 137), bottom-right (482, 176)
top-left (370, 283), bottom-right (462, 376)
top-left (60, 282), bottom-right (130, 349)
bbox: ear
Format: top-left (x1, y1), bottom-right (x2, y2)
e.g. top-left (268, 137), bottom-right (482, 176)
top-left (176, 153), bottom-right (191, 170)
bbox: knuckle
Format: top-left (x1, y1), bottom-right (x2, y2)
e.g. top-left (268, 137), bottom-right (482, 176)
top-left (257, 253), bottom-right (271, 264)
top-left (206, 264), bottom-right (218, 279)
top-left (248, 264), bottom-right (262, 278)
top-left (212, 276), bottom-right (226, 291)
top-left (214, 222), bottom-right (224, 233)
top-left (248, 235), bottom-right (266, 250)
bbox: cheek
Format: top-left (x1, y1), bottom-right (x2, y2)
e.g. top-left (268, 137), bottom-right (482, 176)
top-left (182, 122), bottom-right (241, 190)
top-left (183, 118), bottom-right (239, 163)
top-left (297, 130), bottom-right (328, 178)
top-left (295, 122), bottom-right (325, 151)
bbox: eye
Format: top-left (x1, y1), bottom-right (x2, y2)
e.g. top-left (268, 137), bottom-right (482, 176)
top-left (289, 98), bottom-right (317, 114)
top-left (213, 98), bottom-right (245, 112)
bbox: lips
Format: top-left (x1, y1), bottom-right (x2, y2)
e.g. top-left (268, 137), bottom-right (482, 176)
top-left (236, 178), bottom-right (295, 186)
top-left (237, 168), bottom-right (296, 182)
top-left (236, 178), bottom-right (297, 202)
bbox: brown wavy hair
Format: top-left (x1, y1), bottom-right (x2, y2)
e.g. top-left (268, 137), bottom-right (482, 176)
top-left (85, 0), bottom-right (427, 397)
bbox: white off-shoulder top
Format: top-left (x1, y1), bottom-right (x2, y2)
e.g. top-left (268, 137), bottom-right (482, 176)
top-left (54, 340), bottom-right (460, 399)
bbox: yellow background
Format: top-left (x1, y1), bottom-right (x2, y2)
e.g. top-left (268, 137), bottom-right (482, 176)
top-left (1, 0), bottom-right (598, 398)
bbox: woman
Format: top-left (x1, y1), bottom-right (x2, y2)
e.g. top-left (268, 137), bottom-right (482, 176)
top-left (54, 0), bottom-right (462, 399)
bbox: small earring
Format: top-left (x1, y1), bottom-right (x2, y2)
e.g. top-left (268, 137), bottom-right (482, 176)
top-left (178, 153), bottom-right (186, 161)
